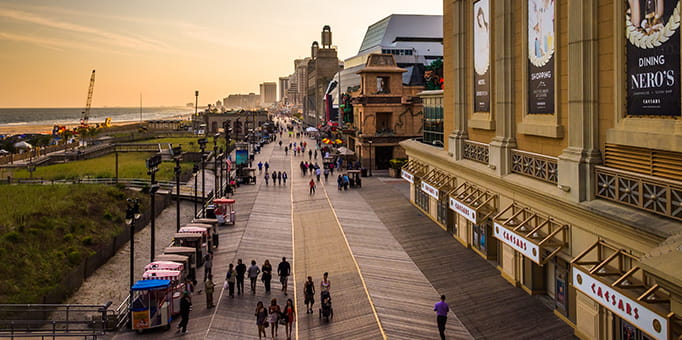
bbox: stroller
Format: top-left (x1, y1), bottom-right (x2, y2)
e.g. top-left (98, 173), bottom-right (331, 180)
top-left (319, 291), bottom-right (333, 321)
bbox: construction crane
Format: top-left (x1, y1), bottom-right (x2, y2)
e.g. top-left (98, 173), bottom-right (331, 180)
top-left (80, 70), bottom-right (96, 127)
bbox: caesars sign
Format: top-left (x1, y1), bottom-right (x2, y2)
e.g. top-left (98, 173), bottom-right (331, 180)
top-left (401, 170), bottom-right (414, 183)
top-left (528, 0), bottom-right (555, 114)
top-left (493, 222), bottom-right (540, 264)
top-left (474, 0), bottom-right (491, 112)
top-left (626, 0), bottom-right (681, 117)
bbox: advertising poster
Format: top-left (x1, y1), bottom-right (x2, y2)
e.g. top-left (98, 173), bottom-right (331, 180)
top-left (528, 0), bottom-right (555, 114)
top-left (626, 0), bottom-right (680, 116)
top-left (235, 149), bottom-right (248, 166)
top-left (474, 0), bottom-right (491, 112)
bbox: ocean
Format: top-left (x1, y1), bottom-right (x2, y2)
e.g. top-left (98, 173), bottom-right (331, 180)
top-left (0, 107), bottom-right (195, 127)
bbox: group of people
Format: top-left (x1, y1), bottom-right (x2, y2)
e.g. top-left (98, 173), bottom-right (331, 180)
top-left (224, 257), bottom-right (291, 297)
top-left (263, 170), bottom-right (287, 186)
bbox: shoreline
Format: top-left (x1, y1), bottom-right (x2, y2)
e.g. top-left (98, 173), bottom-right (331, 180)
top-left (0, 114), bottom-right (190, 136)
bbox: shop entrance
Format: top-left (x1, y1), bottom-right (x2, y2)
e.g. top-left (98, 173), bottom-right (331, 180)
top-left (375, 146), bottom-right (393, 170)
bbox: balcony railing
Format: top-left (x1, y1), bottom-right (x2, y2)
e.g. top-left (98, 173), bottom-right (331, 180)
top-left (595, 165), bottom-right (682, 221)
top-left (463, 140), bottom-right (489, 165)
top-left (511, 149), bottom-right (558, 184)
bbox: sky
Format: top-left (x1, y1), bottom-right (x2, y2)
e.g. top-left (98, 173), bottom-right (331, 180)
top-left (0, 0), bottom-right (442, 108)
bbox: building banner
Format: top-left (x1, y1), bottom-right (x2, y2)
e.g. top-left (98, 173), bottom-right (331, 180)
top-left (626, 0), bottom-right (680, 116)
top-left (528, 0), bottom-right (555, 114)
top-left (474, 0), bottom-right (491, 112)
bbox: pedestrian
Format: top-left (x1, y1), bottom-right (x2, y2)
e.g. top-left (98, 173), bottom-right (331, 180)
top-left (308, 149), bottom-right (312, 160)
top-left (320, 272), bottom-right (331, 294)
top-left (236, 259), bottom-right (246, 296)
top-left (284, 298), bottom-right (295, 340)
top-left (279, 140), bottom-right (282, 148)
top-left (282, 171), bottom-right (288, 185)
top-left (277, 171), bottom-right (282, 185)
top-left (264, 162), bottom-right (270, 172)
top-left (314, 149), bottom-right (318, 160)
top-left (205, 274), bottom-right (215, 308)
top-left (309, 179), bottom-right (316, 195)
top-left (284, 146), bottom-right (288, 155)
top-left (315, 167), bottom-right (321, 182)
top-left (343, 174), bottom-right (350, 191)
top-left (324, 168), bottom-right (329, 182)
top-left (176, 291), bottom-right (192, 334)
top-left (264, 172), bottom-right (270, 186)
top-left (258, 161), bottom-right (263, 172)
top-left (268, 298), bottom-right (281, 339)
top-left (255, 301), bottom-right (268, 340)
top-left (304, 276), bottom-right (315, 314)
top-left (248, 260), bottom-right (261, 294)
top-left (337, 175), bottom-right (343, 191)
top-left (329, 162), bottom-right (334, 175)
top-left (262, 259), bottom-right (273, 294)
top-left (225, 263), bottom-right (236, 298)
top-left (277, 257), bottom-right (291, 295)
top-left (203, 252), bottom-right (213, 282)
top-left (434, 294), bottom-right (449, 340)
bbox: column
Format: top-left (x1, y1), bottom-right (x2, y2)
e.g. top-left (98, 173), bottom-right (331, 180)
top-left (446, 0), bottom-right (468, 160)
top-left (557, 0), bottom-right (602, 202)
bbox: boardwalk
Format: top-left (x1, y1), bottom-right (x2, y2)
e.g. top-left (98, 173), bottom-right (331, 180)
top-left (111, 129), bottom-right (573, 340)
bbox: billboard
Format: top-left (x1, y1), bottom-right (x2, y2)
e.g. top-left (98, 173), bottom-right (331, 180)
top-left (474, 0), bottom-right (491, 112)
top-left (235, 149), bottom-right (248, 166)
top-left (626, 0), bottom-right (680, 116)
top-left (528, 0), bottom-right (555, 114)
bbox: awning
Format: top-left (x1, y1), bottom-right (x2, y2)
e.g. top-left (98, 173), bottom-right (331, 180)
top-left (421, 168), bottom-right (457, 200)
top-left (492, 203), bottom-right (568, 265)
top-left (448, 182), bottom-right (497, 224)
top-left (571, 240), bottom-right (676, 340)
top-left (401, 160), bottom-right (428, 183)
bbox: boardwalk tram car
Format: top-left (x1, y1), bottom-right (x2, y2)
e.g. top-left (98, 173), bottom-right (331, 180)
top-left (212, 198), bottom-right (236, 225)
top-left (142, 269), bottom-right (184, 316)
top-left (130, 279), bottom-right (173, 332)
top-left (172, 233), bottom-right (205, 267)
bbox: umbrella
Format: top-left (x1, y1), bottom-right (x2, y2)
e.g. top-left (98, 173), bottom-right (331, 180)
top-left (0, 149), bottom-right (9, 155)
top-left (305, 127), bottom-right (318, 132)
top-left (334, 139), bottom-right (344, 144)
top-left (13, 141), bottom-right (32, 149)
top-left (337, 146), bottom-right (355, 156)
top-left (321, 138), bottom-right (333, 144)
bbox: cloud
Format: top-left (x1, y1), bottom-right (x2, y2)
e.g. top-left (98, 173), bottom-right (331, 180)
top-left (0, 7), bottom-right (172, 53)
top-left (0, 32), bottom-right (144, 57)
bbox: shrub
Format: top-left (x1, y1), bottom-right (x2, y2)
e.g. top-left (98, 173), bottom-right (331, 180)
top-left (81, 236), bottom-right (94, 246)
top-left (389, 158), bottom-right (408, 169)
top-left (63, 233), bottom-right (74, 242)
top-left (67, 250), bottom-right (81, 265)
top-left (4, 231), bottom-right (21, 243)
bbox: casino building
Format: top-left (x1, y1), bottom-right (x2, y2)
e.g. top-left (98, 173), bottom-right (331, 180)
top-left (401, 1), bottom-right (682, 339)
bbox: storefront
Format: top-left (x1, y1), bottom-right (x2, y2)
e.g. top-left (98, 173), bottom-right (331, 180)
top-left (420, 168), bottom-right (457, 231)
top-left (572, 240), bottom-right (679, 340)
top-left (493, 203), bottom-right (572, 320)
top-left (401, 160), bottom-right (428, 210)
top-left (448, 182), bottom-right (497, 259)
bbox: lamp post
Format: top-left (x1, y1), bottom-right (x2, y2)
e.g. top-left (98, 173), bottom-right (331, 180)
top-left (192, 163), bottom-right (199, 218)
top-left (194, 90), bottom-right (199, 117)
top-left (126, 198), bottom-right (141, 315)
top-left (213, 134), bottom-right (219, 198)
top-left (198, 138), bottom-right (208, 217)
top-left (145, 155), bottom-right (161, 262)
top-left (368, 140), bottom-right (373, 176)
top-left (172, 146), bottom-right (182, 232)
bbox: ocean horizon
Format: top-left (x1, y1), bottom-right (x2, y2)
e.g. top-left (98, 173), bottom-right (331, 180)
top-left (0, 106), bottom-right (195, 127)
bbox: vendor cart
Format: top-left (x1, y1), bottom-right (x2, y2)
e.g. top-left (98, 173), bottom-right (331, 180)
top-left (212, 198), bottom-right (236, 225)
top-left (130, 279), bottom-right (172, 333)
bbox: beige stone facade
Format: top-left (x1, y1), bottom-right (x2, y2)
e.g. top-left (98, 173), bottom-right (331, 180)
top-left (403, 1), bottom-right (682, 339)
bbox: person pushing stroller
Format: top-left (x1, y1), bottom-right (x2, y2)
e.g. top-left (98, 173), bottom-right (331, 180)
top-left (319, 272), bottom-right (333, 321)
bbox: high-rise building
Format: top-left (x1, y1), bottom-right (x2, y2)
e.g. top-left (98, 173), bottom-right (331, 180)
top-left (279, 76), bottom-right (290, 103)
top-left (304, 25), bottom-right (341, 126)
top-left (401, 2), bottom-right (682, 339)
top-left (259, 82), bottom-right (277, 108)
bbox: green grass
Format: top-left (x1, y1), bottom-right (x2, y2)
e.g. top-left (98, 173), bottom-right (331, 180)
top-left (9, 152), bottom-right (194, 181)
top-left (0, 185), bottom-right (147, 303)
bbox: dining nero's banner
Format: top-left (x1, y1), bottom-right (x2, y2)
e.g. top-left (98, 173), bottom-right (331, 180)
top-left (528, 0), bottom-right (555, 114)
top-left (474, 0), bottom-right (491, 112)
top-left (626, 0), bottom-right (681, 117)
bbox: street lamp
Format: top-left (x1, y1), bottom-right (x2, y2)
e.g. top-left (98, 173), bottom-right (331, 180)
top-left (213, 134), bottom-right (219, 198)
top-left (368, 140), bottom-right (373, 176)
top-left (145, 155), bottom-right (161, 262)
top-left (192, 163), bottom-right (199, 218)
top-left (125, 198), bottom-right (141, 315)
top-left (194, 90), bottom-right (199, 117)
top-left (171, 146), bottom-right (182, 232)
top-left (198, 138), bottom-right (208, 217)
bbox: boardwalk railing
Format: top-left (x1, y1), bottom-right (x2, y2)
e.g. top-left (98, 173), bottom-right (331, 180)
top-left (0, 302), bottom-right (113, 338)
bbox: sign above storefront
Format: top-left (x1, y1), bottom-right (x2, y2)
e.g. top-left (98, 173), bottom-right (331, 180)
top-left (493, 222), bottom-right (540, 264)
top-left (401, 170), bottom-right (414, 183)
top-left (573, 267), bottom-right (668, 340)
top-left (449, 197), bottom-right (477, 223)
top-left (421, 181), bottom-right (439, 199)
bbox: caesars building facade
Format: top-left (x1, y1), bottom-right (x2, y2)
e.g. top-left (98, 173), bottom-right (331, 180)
top-left (401, 1), bottom-right (682, 339)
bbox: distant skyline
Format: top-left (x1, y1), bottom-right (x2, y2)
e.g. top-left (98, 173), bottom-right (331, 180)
top-left (0, 1), bottom-right (442, 108)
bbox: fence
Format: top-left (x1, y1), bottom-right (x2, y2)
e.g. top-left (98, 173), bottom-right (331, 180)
top-left (0, 302), bottom-right (112, 338)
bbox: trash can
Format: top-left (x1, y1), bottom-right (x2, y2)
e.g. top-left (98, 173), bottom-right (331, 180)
top-left (361, 168), bottom-right (368, 177)
top-left (206, 205), bottom-right (216, 218)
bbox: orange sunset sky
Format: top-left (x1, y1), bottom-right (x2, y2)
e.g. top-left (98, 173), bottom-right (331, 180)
top-left (0, 0), bottom-right (442, 108)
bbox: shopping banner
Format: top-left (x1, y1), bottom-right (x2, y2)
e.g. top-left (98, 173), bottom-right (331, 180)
top-left (474, 0), bottom-right (491, 112)
top-left (626, 0), bottom-right (680, 117)
top-left (528, 0), bottom-right (555, 114)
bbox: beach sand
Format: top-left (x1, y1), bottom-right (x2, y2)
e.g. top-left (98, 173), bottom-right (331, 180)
top-left (0, 121), bottom-right (148, 136)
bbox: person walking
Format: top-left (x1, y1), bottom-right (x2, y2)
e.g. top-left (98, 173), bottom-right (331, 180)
top-left (264, 162), bottom-right (270, 172)
top-left (258, 161), bottom-right (263, 173)
top-left (303, 276), bottom-right (315, 314)
top-left (177, 291), bottom-right (192, 334)
top-left (314, 149), bottom-right (318, 160)
top-left (329, 162), bottom-right (334, 175)
top-left (315, 167), bottom-right (321, 182)
top-left (203, 252), bottom-right (213, 282)
top-left (324, 168), bottom-right (329, 182)
top-left (236, 259), bottom-right (246, 296)
top-left (308, 149), bottom-right (312, 160)
top-left (268, 298), bottom-right (281, 339)
top-left (248, 260), bottom-right (261, 295)
top-left (225, 264), bottom-right (236, 298)
top-left (309, 178), bottom-right (316, 195)
top-left (277, 171), bottom-right (282, 185)
top-left (284, 146), bottom-right (288, 155)
top-left (282, 171), bottom-right (288, 186)
top-left (205, 274), bottom-right (215, 308)
top-left (283, 298), bottom-right (295, 340)
top-left (255, 301), bottom-right (268, 340)
top-left (277, 257), bottom-right (291, 295)
top-left (320, 272), bottom-right (331, 295)
top-left (264, 172), bottom-right (270, 186)
top-left (261, 259), bottom-right (273, 294)
top-left (434, 294), bottom-right (449, 340)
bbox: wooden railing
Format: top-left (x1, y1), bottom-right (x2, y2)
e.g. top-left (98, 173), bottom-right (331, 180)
top-left (595, 165), bottom-right (682, 221)
top-left (463, 140), bottom-right (489, 165)
top-left (511, 149), bottom-right (558, 184)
